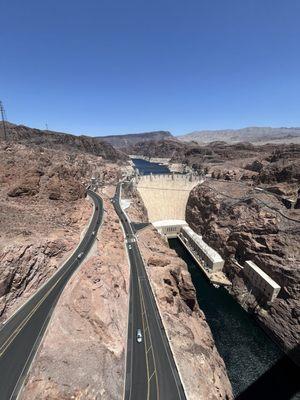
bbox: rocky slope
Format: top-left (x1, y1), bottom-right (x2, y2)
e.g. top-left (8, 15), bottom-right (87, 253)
top-left (125, 138), bottom-right (282, 174)
top-left (100, 130), bottom-right (172, 149)
top-left (2, 122), bottom-right (127, 161)
top-left (208, 144), bottom-right (300, 207)
top-left (127, 138), bottom-right (188, 158)
top-left (21, 186), bottom-right (129, 399)
top-left (122, 181), bottom-right (148, 223)
top-left (125, 188), bottom-right (233, 399)
top-left (186, 180), bottom-right (300, 363)
top-left (254, 144), bottom-right (300, 186)
top-left (0, 141), bottom-right (121, 323)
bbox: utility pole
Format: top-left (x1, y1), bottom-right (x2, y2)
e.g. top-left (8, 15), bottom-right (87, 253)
top-left (0, 101), bottom-right (7, 140)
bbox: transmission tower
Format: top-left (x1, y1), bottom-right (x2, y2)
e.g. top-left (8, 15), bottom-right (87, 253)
top-left (0, 101), bottom-right (7, 140)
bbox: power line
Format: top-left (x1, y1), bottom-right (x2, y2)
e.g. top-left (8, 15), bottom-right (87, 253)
top-left (0, 101), bottom-right (7, 140)
top-left (207, 183), bottom-right (300, 224)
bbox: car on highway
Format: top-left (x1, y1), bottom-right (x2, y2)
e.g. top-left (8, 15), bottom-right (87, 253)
top-left (92, 231), bottom-right (96, 236)
top-left (136, 329), bottom-right (143, 343)
top-left (77, 252), bottom-right (84, 259)
top-left (128, 245), bottom-right (132, 250)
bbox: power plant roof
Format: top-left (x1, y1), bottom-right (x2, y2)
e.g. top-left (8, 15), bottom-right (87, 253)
top-left (182, 226), bottom-right (224, 263)
top-left (245, 261), bottom-right (281, 289)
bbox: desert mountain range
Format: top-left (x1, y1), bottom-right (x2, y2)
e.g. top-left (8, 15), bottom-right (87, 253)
top-left (98, 130), bottom-right (172, 148)
top-left (2, 122), bottom-right (300, 148)
top-left (178, 126), bottom-right (300, 144)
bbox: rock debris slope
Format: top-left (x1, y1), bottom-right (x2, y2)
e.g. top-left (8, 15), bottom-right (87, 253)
top-left (2, 122), bottom-right (127, 161)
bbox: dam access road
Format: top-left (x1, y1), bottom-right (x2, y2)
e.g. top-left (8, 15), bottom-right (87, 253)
top-left (113, 183), bottom-right (186, 400)
top-left (0, 189), bottom-right (103, 400)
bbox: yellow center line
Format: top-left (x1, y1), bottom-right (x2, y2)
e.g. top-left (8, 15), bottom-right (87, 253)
top-left (139, 280), bottom-right (160, 400)
top-left (0, 259), bottom-right (76, 357)
top-left (148, 369), bottom-right (156, 383)
top-left (138, 277), bottom-right (151, 400)
top-left (1, 295), bottom-right (47, 355)
top-left (146, 345), bottom-right (152, 353)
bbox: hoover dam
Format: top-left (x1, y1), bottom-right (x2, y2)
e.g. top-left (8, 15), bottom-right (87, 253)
top-left (135, 173), bottom-right (202, 223)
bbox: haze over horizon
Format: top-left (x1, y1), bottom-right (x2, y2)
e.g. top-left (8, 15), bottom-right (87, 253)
top-left (1, 0), bottom-right (300, 136)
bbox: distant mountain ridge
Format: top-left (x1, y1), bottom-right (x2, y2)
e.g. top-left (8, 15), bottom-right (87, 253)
top-left (99, 130), bottom-right (172, 149)
top-left (0, 122), bottom-right (127, 161)
top-left (178, 127), bottom-right (300, 144)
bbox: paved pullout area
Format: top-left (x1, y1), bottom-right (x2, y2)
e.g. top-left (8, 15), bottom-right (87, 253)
top-left (0, 190), bottom-right (103, 400)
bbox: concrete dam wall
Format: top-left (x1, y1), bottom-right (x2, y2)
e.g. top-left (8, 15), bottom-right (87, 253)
top-left (136, 174), bottom-right (203, 222)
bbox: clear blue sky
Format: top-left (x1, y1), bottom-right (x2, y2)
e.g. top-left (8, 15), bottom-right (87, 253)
top-left (1, 0), bottom-right (300, 136)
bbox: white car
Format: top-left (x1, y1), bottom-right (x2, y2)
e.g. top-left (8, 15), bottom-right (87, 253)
top-left (136, 329), bottom-right (142, 343)
top-left (77, 252), bottom-right (84, 259)
top-left (128, 245), bottom-right (132, 250)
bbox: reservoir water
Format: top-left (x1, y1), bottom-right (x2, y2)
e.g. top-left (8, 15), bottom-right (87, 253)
top-left (132, 158), bottom-right (170, 175)
top-left (132, 158), bottom-right (300, 399)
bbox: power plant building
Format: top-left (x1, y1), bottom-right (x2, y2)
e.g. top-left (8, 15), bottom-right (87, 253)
top-left (244, 260), bottom-right (281, 302)
top-left (180, 226), bottom-right (224, 272)
top-left (153, 220), bottom-right (187, 238)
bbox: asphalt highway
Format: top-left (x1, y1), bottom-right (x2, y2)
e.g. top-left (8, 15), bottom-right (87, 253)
top-left (113, 183), bottom-right (186, 400)
top-left (0, 189), bottom-right (103, 400)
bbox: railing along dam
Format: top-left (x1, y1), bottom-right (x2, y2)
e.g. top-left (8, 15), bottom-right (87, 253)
top-left (135, 173), bottom-right (203, 222)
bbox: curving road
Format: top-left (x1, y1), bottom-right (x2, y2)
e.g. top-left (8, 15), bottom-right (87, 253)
top-left (113, 183), bottom-right (186, 400)
top-left (0, 189), bottom-right (103, 400)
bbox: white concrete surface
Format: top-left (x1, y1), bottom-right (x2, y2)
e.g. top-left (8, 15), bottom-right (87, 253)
top-left (244, 260), bottom-right (281, 302)
top-left (180, 226), bottom-right (224, 271)
top-left (153, 220), bottom-right (188, 238)
top-left (120, 199), bottom-right (131, 210)
top-left (136, 174), bottom-right (203, 223)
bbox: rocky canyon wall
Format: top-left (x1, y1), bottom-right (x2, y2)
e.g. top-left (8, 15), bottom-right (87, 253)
top-left (0, 142), bottom-right (122, 324)
top-left (186, 180), bottom-right (300, 363)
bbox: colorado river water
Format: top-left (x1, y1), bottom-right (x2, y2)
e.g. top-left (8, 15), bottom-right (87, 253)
top-left (132, 158), bottom-right (299, 399)
top-left (132, 158), bottom-right (170, 175)
top-left (169, 238), bottom-right (300, 399)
